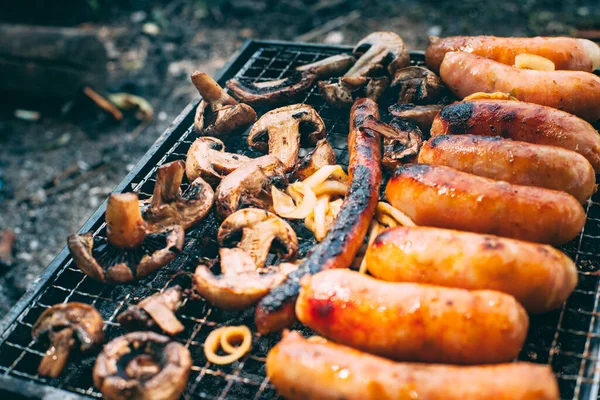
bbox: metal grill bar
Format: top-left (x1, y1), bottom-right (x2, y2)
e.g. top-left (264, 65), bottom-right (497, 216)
top-left (0, 40), bottom-right (599, 400)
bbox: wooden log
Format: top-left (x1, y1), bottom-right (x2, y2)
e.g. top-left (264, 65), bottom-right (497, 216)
top-left (0, 24), bottom-right (107, 98)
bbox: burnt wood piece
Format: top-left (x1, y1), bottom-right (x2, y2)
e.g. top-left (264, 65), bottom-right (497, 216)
top-left (0, 24), bottom-right (107, 99)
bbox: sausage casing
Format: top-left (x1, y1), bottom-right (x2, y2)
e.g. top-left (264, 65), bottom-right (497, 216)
top-left (267, 331), bottom-right (559, 400)
top-left (386, 164), bottom-right (585, 245)
top-left (254, 98), bottom-right (382, 334)
top-left (296, 269), bottom-right (528, 365)
top-left (429, 99), bottom-right (600, 170)
top-left (439, 51), bottom-right (600, 122)
top-left (418, 134), bottom-right (597, 203)
top-left (366, 226), bottom-right (578, 313)
top-left (426, 35), bottom-right (600, 73)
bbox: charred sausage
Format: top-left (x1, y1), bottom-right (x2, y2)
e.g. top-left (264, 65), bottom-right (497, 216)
top-left (439, 52), bottom-right (600, 122)
top-left (366, 226), bottom-right (578, 313)
top-left (296, 269), bottom-right (528, 365)
top-left (254, 98), bottom-right (382, 334)
top-left (386, 164), bottom-right (585, 245)
top-left (429, 99), bottom-right (600, 170)
top-left (418, 135), bottom-right (597, 203)
top-left (267, 331), bottom-right (559, 400)
top-left (426, 35), bottom-right (600, 73)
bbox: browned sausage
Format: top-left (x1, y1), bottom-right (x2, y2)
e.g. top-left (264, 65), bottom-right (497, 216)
top-left (426, 35), bottom-right (600, 73)
top-left (267, 331), bottom-right (559, 400)
top-left (439, 52), bottom-right (600, 122)
top-left (418, 135), bottom-right (597, 203)
top-left (429, 99), bottom-right (600, 170)
top-left (254, 98), bottom-right (382, 334)
top-left (296, 269), bottom-right (528, 365)
top-left (366, 226), bottom-right (578, 313)
top-left (385, 164), bottom-right (585, 245)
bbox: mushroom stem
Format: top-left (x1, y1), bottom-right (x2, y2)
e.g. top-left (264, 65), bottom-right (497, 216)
top-left (191, 71), bottom-right (232, 105)
top-left (106, 193), bottom-right (147, 248)
top-left (38, 328), bottom-right (74, 378)
top-left (151, 160), bottom-right (185, 205)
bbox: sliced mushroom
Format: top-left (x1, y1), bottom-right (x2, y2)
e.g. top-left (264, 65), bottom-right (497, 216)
top-left (32, 303), bottom-right (104, 378)
top-left (291, 139), bottom-right (336, 181)
top-left (319, 32), bottom-right (410, 106)
top-left (215, 155), bottom-right (288, 219)
top-left (191, 71), bottom-right (256, 135)
top-left (388, 103), bottom-right (443, 131)
top-left (68, 193), bottom-right (184, 283)
top-left (248, 104), bottom-right (326, 171)
top-left (296, 54), bottom-right (356, 79)
top-left (94, 331), bottom-right (191, 400)
top-left (117, 286), bottom-right (184, 336)
top-left (389, 66), bottom-right (444, 104)
top-left (360, 116), bottom-right (423, 173)
top-left (217, 208), bottom-right (298, 268)
top-left (226, 71), bottom-right (317, 106)
top-left (194, 248), bottom-right (298, 310)
top-left (185, 136), bottom-right (251, 185)
top-left (144, 160), bottom-right (214, 232)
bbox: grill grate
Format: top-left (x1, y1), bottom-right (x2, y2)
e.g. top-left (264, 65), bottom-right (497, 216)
top-left (0, 41), bottom-right (600, 400)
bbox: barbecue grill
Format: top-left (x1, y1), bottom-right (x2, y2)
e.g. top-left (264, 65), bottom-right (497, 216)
top-left (0, 40), bottom-right (599, 400)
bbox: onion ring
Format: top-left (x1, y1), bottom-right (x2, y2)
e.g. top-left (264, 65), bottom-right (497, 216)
top-left (272, 183), bottom-right (317, 219)
top-left (312, 180), bottom-right (348, 198)
top-left (376, 202), bottom-right (416, 227)
top-left (302, 165), bottom-right (348, 189)
top-left (204, 325), bottom-right (252, 365)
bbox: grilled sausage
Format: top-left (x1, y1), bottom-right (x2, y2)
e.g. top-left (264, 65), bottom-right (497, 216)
top-left (426, 35), bottom-right (600, 73)
top-left (296, 269), bottom-right (528, 365)
top-left (439, 52), bottom-right (600, 122)
top-left (366, 226), bottom-right (578, 313)
top-left (418, 135), bottom-right (597, 203)
top-left (430, 99), bottom-right (600, 170)
top-left (267, 331), bottom-right (560, 400)
top-left (254, 98), bottom-right (382, 334)
top-left (386, 164), bottom-right (585, 245)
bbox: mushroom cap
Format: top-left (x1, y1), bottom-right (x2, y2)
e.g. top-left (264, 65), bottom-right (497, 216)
top-left (93, 331), bottom-right (191, 400)
top-left (185, 136), bottom-right (251, 185)
top-left (217, 208), bottom-right (298, 268)
top-left (388, 103), bottom-right (443, 131)
top-left (144, 160), bottom-right (215, 232)
top-left (390, 66), bottom-right (444, 104)
top-left (68, 226), bottom-right (184, 284)
top-left (194, 248), bottom-right (298, 310)
top-left (225, 71), bottom-right (317, 106)
top-left (117, 286), bottom-right (184, 335)
top-left (32, 302), bottom-right (104, 352)
top-left (191, 71), bottom-right (257, 135)
top-left (247, 104), bottom-right (326, 171)
top-left (296, 54), bottom-right (356, 79)
top-left (214, 155), bottom-right (288, 219)
top-left (350, 31), bottom-right (410, 77)
top-left (291, 138), bottom-right (336, 181)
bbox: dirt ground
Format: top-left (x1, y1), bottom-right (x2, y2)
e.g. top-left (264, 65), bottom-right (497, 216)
top-left (0, 0), bottom-right (598, 315)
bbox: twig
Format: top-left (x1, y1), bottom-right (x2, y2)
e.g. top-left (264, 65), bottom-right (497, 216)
top-left (127, 119), bottom-right (151, 141)
top-left (0, 229), bottom-right (15, 267)
top-left (295, 10), bottom-right (361, 43)
top-left (83, 86), bottom-right (123, 121)
top-left (575, 30), bottom-right (600, 41)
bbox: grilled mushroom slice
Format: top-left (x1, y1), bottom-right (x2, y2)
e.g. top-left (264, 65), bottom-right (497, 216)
top-left (389, 66), bottom-right (444, 104)
top-left (215, 155), bottom-right (288, 219)
top-left (226, 71), bottom-right (317, 106)
top-left (248, 104), bottom-right (326, 171)
top-left (296, 54), bottom-right (356, 79)
top-left (217, 208), bottom-right (298, 268)
top-left (319, 32), bottom-right (410, 106)
top-left (32, 303), bottom-right (104, 378)
top-left (185, 136), bottom-right (250, 185)
top-left (68, 193), bottom-right (184, 283)
top-left (291, 138), bottom-right (336, 181)
top-left (192, 71), bottom-right (256, 135)
top-left (144, 160), bottom-right (214, 232)
top-left (94, 331), bottom-right (191, 400)
top-left (361, 116), bottom-right (424, 173)
top-left (388, 103), bottom-right (443, 131)
top-left (117, 286), bottom-right (184, 336)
